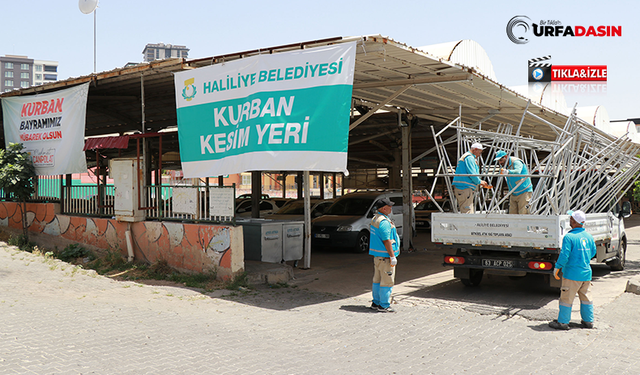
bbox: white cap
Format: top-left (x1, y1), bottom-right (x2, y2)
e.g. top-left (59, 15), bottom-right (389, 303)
top-left (471, 142), bottom-right (484, 150)
top-left (567, 210), bottom-right (586, 224)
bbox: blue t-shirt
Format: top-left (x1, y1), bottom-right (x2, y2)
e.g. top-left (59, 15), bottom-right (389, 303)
top-left (556, 227), bottom-right (597, 281)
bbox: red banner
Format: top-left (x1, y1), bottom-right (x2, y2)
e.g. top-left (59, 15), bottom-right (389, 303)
top-left (550, 65), bottom-right (607, 81)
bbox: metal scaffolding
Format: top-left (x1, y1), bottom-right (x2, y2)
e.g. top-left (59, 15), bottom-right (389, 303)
top-left (430, 108), bottom-right (640, 215)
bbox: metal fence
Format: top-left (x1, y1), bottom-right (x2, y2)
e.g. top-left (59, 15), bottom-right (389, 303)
top-left (0, 175), bottom-right (63, 202)
top-left (0, 176), bottom-right (235, 224)
top-left (62, 184), bottom-right (115, 217)
top-left (32, 175), bottom-right (62, 202)
top-left (143, 184), bottom-right (236, 224)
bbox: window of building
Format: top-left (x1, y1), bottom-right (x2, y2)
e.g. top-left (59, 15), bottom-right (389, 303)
top-left (35, 74), bottom-right (42, 80)
top-left (5, 80), bottom-right (13, 87)
top-left (4, 71), bottom-right (13, 78)
top-left (241, 173), bottom-right (251, 186)
top-left (156, 49), bottom-right (159, 59)
top-left (20, 63), bottom-right (29, 70)
top-left (35, 65), bottom-right (42, 72)
top-left (181, 50), bottom-right (188, 58)
top-left (44, 65), bottom-right (57, 72)
top-left (43, 74), bottom-right (57, 81)
top-left (20, 81), bottom-right (29, 88)
top-left (165, 49), bottom-right (171, 58)
top-left (20, 72), bottom-right (29, 79)
top-left (4, 62), bottom-right (13, 69)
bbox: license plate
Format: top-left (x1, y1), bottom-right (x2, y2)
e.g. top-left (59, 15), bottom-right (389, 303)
top-left (314, 234), bottom-right (330, 239)
top-left (482, 259), bottom-right (514, 268)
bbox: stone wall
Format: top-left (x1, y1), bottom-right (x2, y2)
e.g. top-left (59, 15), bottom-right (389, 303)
top-left (0, 202), bottom-right (244, 279)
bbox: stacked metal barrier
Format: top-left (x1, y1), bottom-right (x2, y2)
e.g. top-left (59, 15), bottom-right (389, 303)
top-left (429, 109), bottom-right (640, 215)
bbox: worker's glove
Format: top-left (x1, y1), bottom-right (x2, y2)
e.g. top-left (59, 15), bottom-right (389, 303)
top-left (553, 268), bottom-right (561, 280)
top-left (390, 256), bottom-right (397, 266)
top-left (500, 168), bottom-right (508, 175)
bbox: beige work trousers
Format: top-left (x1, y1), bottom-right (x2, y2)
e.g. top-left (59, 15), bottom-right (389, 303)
top-left (509, 191), bottom-right (532, 214)
top-left (453, 186), bottom-right (474, 214)
top-left (560, 278), bottom-right (592, 306)
top-left (372, 257), bottom-right (395, 287)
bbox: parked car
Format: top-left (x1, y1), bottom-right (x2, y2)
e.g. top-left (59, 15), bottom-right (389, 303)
top-left (414, 198), bottom-right (451, 231)
top-left (270, 198), bottom-right (294, 210)
top-left (237, 193), bottom-right (270, 200)
top-left (266, 199), bottom-right (334, 221)
top-left (235, 199), bottom-right (280, 218)
top-left (311, 191), bottom-right (412, 253)
top-left (235, 193), bottom-right (271, 205)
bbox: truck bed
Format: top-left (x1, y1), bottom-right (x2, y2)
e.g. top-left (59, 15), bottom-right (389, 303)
top-left (431, 212), bottom-right (612, 249)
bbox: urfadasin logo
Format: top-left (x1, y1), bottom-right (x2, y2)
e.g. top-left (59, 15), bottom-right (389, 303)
top-left (506, 16), bottom-right (531, 44)
top-left (507, 16), bottom-right (622, 44)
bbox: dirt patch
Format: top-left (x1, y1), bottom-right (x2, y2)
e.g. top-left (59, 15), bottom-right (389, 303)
top-left (0, 226), bottom-right (106, 255)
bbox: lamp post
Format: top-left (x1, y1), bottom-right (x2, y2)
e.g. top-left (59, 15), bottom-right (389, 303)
top-left (78, 0), bottom-right (99, 73)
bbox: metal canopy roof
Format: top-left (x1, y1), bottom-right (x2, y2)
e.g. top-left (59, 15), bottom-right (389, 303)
top-left (0, 35), bottom-right (605, 174)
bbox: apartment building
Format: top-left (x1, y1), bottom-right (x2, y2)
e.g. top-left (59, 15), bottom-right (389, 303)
top-left (0, 55), bottom-right (58, 92)
top-left (142, 43), bottom-right (189, 63)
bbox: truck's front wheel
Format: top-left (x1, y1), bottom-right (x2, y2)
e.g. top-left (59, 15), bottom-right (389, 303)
top-left (461, 269), bottom-right (483, 286)
top-left (607, 238), bottom-right (627, 271)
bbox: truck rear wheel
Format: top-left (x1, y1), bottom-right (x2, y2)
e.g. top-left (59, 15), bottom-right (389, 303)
top-left (607, 239), bottom-right (626, 271)
top-left (461, 269), bottom-right (483, 286)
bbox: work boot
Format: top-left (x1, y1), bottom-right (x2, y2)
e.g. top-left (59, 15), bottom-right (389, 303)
top-left (549, 320), bottom-right (569, 330)
top-left (581, 320), bottom-right (594, 329)
top-left (377, 306), bottom-right (396, 313)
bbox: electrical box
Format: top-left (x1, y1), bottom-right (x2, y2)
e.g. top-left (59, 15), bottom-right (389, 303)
top-left (110, 158), bottom-right (145, 222)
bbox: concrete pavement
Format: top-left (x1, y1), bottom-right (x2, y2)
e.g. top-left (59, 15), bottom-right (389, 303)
top-left (2, 224), bottom-right (640, 374)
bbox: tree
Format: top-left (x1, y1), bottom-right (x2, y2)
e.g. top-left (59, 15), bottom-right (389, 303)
top-left (0, 143), bottom-right (37, 240)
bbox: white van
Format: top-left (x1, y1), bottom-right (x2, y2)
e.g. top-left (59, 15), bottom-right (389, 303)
top-left (311, 191), bottom-right (412, 252)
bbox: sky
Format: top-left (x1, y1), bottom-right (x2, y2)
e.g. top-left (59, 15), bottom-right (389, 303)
top-left (2, 0), bottom-right (638, 121)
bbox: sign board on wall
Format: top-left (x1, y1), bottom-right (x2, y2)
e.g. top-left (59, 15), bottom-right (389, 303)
top-left (1, 82), bottom-right (89, 175)
top-left (174, 42), bottom-right (357, 178)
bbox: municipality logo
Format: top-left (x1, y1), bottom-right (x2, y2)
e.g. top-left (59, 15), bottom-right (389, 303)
top-left (182, 78), bottom-right (197, 101)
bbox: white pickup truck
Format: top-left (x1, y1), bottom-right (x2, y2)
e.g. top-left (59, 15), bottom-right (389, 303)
top-left (432, 202), bottom-right (632, 287)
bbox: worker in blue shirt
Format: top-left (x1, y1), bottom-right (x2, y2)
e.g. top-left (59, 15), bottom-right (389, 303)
top-left (494, 150), bottom-right (534, 214)
top-left (369, 198), bottom-right (400, 313)
top-left (452, 143), bottom-right (488, 213)
top-left (549, 210), bottom-right (597, 330)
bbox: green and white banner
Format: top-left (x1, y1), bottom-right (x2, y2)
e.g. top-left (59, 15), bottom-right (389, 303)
top-left (174, 42), bottom-right (356, 177)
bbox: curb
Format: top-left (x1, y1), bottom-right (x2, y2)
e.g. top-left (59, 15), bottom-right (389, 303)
top-left (625, 276), bottom-right (640, 295)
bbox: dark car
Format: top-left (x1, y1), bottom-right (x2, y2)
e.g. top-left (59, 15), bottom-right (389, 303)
top-left (266, 199), bottom-right (333, 221)
top-left (311, 191), bottom-right (411, 253)
top-left (415, 199), bottom-right (451, 230)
